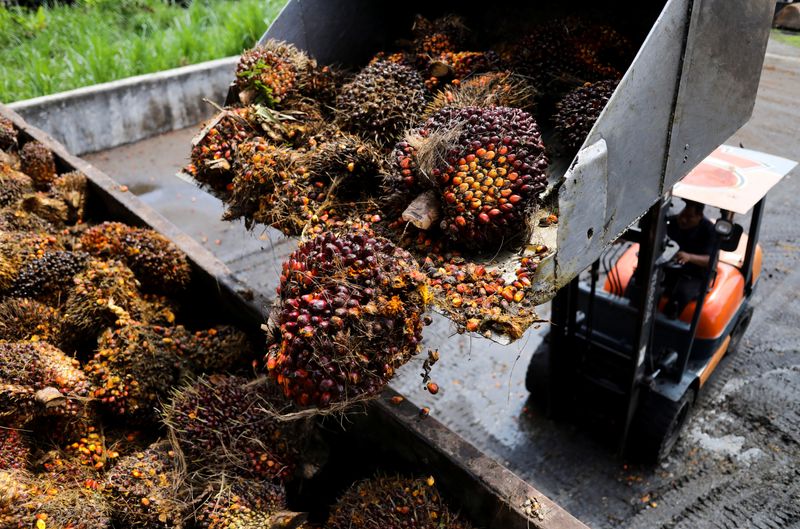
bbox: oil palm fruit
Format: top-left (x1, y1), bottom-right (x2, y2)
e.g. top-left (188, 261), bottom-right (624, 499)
top-left (0, 117), bottom-right (18, 152)
top-left (19, 141), bottom-right (57, 190)
top-left (553, 80), bottom-right (618, 150)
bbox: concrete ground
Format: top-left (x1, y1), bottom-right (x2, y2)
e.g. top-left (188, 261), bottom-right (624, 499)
top-left (85, 37), bottom-right (800, 529)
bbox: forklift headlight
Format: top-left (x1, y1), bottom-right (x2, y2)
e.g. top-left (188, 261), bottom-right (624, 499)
top-left (715, 219), bottom-right (733, 237)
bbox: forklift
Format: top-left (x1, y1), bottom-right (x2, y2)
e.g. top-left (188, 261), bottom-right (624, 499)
top-left (525, 146), bottom-right (797, 462)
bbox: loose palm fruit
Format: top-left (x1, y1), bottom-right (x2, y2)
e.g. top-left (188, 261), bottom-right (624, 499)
top-left (19, 141), bottom-right (57, 190)
top-left (0, 429), bottom-right (29, 470)
top-left (336, 61), bottom-right (427, 146)
top-left (266, 230), bottom-right (428, 407)
top-left (328, 475), bottom-right (472, 529)
top-left (553, 79), bottom-right (619, 150)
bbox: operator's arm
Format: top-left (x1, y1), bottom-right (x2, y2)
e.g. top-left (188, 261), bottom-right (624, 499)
top-left (675, 251), bottom-right (710, 268)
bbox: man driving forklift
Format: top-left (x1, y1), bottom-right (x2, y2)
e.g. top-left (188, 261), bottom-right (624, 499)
top-left (663, 200), bottom-right (715, 319)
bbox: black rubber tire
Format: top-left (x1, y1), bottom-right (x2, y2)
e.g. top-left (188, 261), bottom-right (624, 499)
top-left (630, 387), bottom-right (695, 463)
top-left (727, 305), bottom-right (754, 356)
top-left (525, 337), bottom-right (551, 410)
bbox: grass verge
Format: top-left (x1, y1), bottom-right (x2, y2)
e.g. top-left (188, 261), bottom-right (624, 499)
top-left (772, 28), bottom-right (800, 48)
top-left (0, 0), bottom-right (286, 102)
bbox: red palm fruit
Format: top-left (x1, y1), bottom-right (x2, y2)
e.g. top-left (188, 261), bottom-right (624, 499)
top-left (553, 79), bottom-right (619, 151)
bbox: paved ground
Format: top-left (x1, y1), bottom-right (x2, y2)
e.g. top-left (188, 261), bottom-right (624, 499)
top-left (85, 37), bottom-right (800, 529)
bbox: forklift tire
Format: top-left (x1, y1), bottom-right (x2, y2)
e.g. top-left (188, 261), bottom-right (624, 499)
top-left (727, 305), bottom-right (754, 356)
top-left (525, 339), bottom-right (551, 410)
top-left (630, 387), bottom-right (695, 463)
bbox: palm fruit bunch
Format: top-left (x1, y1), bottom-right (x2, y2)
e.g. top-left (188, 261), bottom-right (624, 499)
top-left (266, 230), bottom-right (429, 407)
top-left (389, 106), bottom-right (549, 251)
top-left (0, 203), bottom-right (58, 232)
top-left (0, 342), bottom-right (92, 426)
top-left (0, 164), bottom-right (33, 207)
top-left (426, 50), bottom-right (500, 89)
top-left (18, 192), bottom-right (71, 227)
top-left (9, 250), bottom-right (89, 303)
top-left (187, 107), bottom-right (257, 196)
top-left (85, 323), bottom-right (191, 419)
top-left (0, 429), bottom-right (29, 470)
top-left (164, 375), bottom-right (299, 480)
top-left (61, 258), bottom-right (141, 348)
top-left (328, 475), bottom-right (471, 529)
top-left (299, 130), bottom-right (385, 197)
top-left (425, 72), bottom-right (537, 117)
top-left (0, 116), bottom-right (18, 152)
top-left (194, 474), bottom-right (293, 529)
top-left (19, 140), bottom-right (57, 190)
top-left (335, 61), bottom-right (427, 146)
top-left (104, 441), bottom-right (187, 529)
top-left (185, 325), bottom-right (252, 373)
top-left (79, 222), bottom-right (192, 294)
top-left (234, 40), bottom-right (318, 107)
top-left (223, 138), bottom-right (300, 230)
top-left (0, 298), bottom-right (62, 344)
top-left (553, 80), bottom-right (619, 150)
top-left (0, 230), bottom-right (64, 291)
top-left (51, 170), bottom-right (88, 224)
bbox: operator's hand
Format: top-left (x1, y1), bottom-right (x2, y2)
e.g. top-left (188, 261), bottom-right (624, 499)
top-left (675, 251), bottom-right (690, 265)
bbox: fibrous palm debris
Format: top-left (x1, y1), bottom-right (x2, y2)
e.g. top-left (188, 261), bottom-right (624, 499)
top-left (388, 105), bottom-right (548, 252)
top-left (553, 79), bottom-right (619, 150)
top-left (19, 141), bottom-right (57, 190)
top-left (328, 475), bottom-right (471, 529)
top-left (335, 61), bottom-right (427, 146)
top-left (164, 375), bottom-right (299, 480)
top-left (79, 222), bottom-right (192, 294)
top-left (266, 230), bottom-right (429, 407)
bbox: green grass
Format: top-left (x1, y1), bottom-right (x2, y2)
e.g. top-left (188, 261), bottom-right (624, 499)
top-left (772, 28), bottom-right (800, 48)
top-left (0, 0), bottom-right (287, 102)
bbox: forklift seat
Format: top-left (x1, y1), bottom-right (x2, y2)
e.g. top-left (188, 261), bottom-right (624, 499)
top-left (603, 244), bottom-right (752, 340)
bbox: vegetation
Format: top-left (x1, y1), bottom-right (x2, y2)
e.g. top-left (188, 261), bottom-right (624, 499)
top-left (772, 29), bottom-right (800, 48)
top-left (0, 0), bottom-right (286, 102)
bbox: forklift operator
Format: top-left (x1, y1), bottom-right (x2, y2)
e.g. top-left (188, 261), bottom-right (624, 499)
top-left (663, 199), bottom-right (715, 319)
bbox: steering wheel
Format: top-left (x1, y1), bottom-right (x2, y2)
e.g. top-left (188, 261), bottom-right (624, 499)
top-left (656, 238), bottom-right (683, 270)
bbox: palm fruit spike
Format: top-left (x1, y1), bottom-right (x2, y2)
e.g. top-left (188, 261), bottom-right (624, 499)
top-left (0, 117), bottom-right (17, 152)
top-left (104, 441), bottom-right (187, 529)
top-left (85, 323), bottom-right (191, 419)
top-left (223, 138), bottom-right (298, 228)
top-left (187, 107), bottom-right (256, 196)
top-left (553, 79), bottom-right (619, 151)
top-left (164, 375), bottom-right (299, 480)
top-left (234, 40), bottom-right (313, 106)
top-left (328, 475), bottom-right (472, 529)
top-left (52, 170), bottom-right (88, 223)
top-left (194, 475), bottom-right (303, 529)
top-left (335, 61), bottom-right (427, 146)
top-left (424, 71), bottom-right (538, 118)
top-left (185, 325), bottom-right (252, 373)
top-left (0, 298), bottom-right (63, 344)
top-left (0, 163), bottom-right (33, 206)
top-left (0, 231), bottom-right (63, 291)
top-left (266, 230), bottom-right (429, 408)
top-left (0, 429), bottom-right (29, 470)
top-left (9, 250), bottom-right (89, 302)
top-left (390, 106), bottom-right (549, 251)
top-left (19, 141), bottom-right (57, 190)
top-left (80, 222), bottom-right (192, 294)
top-left (0, 342), bottom-right (92, 426)
top-left (61, 258), bottom-right (141, 348)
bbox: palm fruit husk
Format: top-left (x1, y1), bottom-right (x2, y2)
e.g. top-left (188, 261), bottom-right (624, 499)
top-left (184, 325), bottom-right (253, 373)
top-left (61, 258), bottom-right (142, 348)
top-left (0, 117), bottom-right (18, 152)
top-left (335, 61), bottom-right (427, 146)
top-left (328, 475), bottom-right (471, 529)
top-left (425, 71), bottom-right (538, 117)
top-left (234, 40), bottom-right (316, 107)
top-left (85, 323), bottom-right (192, 419)
top-left (19, 141), bottom-right (57, 190)
top-left (0, 163), bottom-right (34, 207)
top-left (79, 222), bottom-right (192, 294)
top-left (51, 170), bottom-right (88, 224)
top-left (0, 298), bottom-right (63, 344)
top-left (265, 230), bottom-right (429, 408)
top-left (193, 473), bottom-right (302, 529)
top-left (8, 250), bottom-right (89, 304)
top-left (104, 441), bottom-right (187, 529)
top-left (0, 429), bottom-right (30, 470)
top-left (0, 468), bottom-right (112, 529)
top-left (387, 106), bottom-right (549, 252)
top-left (0, 230), bottom-right (63, 291)
top-left (0, 341), bottom-right (92, 427)
top-left (163, 375), bottom-right (300, 480)
top-left (553, 79), bottom-right (619, 151)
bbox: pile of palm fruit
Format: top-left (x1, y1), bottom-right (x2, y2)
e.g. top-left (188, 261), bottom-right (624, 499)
top-left (1, 120), bottom-right (472, 528)
top-left (186, 13), bottom-right (632, 339)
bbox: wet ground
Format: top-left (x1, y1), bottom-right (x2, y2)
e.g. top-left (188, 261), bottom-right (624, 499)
top-left (85, 37), bottom-right (800, 529)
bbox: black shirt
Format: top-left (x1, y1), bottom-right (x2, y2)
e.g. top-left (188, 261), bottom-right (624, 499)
top-left (667, 215), bottom-right (715, 275)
